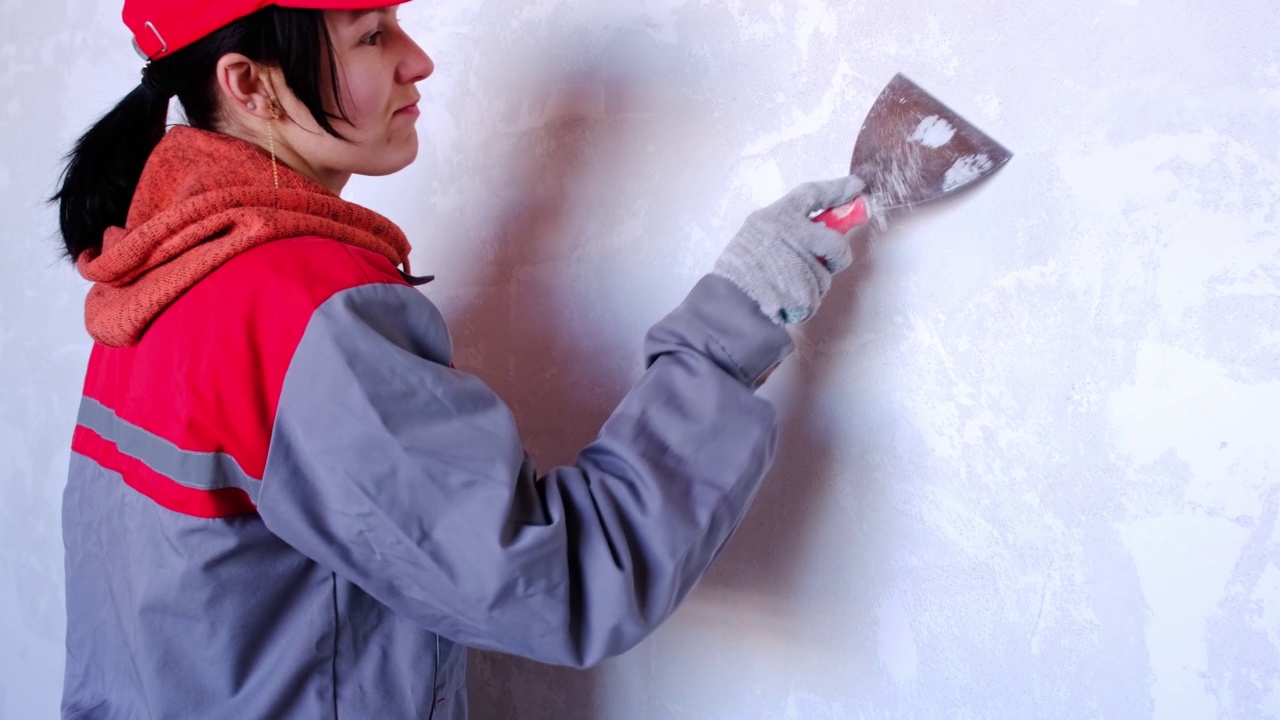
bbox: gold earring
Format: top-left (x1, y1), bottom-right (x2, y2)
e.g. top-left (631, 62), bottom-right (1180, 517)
top-left (266, 100), bottom-right (280, 191)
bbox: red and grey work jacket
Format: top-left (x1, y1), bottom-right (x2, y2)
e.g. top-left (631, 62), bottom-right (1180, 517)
top-left (63, 235), bottom-right (793, 719)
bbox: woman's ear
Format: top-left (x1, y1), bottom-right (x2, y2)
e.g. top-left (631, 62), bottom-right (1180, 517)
top-left (215, 53), bottom-right (274, 119)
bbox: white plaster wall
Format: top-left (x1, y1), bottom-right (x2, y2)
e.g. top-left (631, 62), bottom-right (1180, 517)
top-left (2, 0), bottom-right (1277, 718)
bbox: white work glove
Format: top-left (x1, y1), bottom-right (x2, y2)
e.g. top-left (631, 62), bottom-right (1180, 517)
top-left (713, 176), bottom-right (869, 325)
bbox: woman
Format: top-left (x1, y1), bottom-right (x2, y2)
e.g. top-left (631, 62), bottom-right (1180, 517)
top-left (54, 1), bottom-right (870, 717)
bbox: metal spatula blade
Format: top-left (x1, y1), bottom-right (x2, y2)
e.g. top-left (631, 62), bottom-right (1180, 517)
top-left (815, 73), bottom-right (1012, 231)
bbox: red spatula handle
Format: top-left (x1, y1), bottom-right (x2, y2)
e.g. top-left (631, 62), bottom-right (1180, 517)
top-left (813, 196), bottom-right (869, 234)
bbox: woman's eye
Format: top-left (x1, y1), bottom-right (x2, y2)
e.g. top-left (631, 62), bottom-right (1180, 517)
top-left (361, 30), bottom-right (383, 46)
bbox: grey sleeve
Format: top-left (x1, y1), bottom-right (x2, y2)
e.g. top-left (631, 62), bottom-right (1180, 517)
top-left (257, 275), bottom-right (793, 667)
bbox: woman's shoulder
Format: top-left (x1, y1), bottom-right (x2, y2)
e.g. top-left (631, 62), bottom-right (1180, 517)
top-left (213, 235), bottom-right (408, 306)
top-left (159, 235), bottom-right (417, 350)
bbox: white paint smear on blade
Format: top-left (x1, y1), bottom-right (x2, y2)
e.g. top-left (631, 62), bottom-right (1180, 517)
top-left (943, 154), bottom-right (994, 191)
top-left (910, 115), bottom-right (956, 148)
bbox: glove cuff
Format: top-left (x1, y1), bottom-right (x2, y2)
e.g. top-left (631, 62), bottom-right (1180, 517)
top-left (713, 257), bottom-right (815, 326)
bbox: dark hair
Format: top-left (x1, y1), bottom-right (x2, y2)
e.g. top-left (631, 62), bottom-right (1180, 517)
top-left (52, 7), bottom-right (347, 261)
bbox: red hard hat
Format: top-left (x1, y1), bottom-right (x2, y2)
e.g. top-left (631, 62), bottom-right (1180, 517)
top-left (124, 0), bottom-right (412, 60)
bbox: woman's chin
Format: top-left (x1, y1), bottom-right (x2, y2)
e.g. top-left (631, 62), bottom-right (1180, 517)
top-left (356, 139), bottom-right (420, 177)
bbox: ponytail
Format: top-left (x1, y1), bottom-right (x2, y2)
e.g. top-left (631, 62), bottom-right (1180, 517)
top-left (52, 80), bottom-right (170, 260)
top-left (51, 6), bottom-right (345, 263)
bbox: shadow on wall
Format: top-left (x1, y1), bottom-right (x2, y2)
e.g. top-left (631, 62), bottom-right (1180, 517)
top-left (699, 236), bottom-right (892, 623)
top-left (448, 71), bottom-right (636, 720)
top-left (445, 34), bottom-right (895, 719)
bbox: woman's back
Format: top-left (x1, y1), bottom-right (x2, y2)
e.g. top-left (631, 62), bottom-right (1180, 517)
top-left (65, 232), bottom-right (465, 719)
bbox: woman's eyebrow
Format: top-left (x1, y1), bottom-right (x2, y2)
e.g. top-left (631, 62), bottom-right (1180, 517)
top-left (344, 8), bottom-right (390, 23)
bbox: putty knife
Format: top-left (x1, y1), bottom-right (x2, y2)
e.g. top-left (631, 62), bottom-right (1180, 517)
top-left (814, 73), bottom-right (1012, 232)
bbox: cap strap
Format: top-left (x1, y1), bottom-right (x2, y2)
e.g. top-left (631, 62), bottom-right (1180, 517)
top-left (131, 20), bottom-right (168, 60)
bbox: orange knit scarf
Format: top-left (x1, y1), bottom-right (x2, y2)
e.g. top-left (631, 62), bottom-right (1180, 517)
top-left (77, 126), bottom-right (414, 347)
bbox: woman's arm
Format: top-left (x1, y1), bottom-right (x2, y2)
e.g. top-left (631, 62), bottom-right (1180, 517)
top-left (257, 273), bottom-right (791, 668)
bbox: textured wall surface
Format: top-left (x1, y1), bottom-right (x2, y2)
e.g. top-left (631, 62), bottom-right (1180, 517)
top-left (3, 0), bottom-right (1277, 718)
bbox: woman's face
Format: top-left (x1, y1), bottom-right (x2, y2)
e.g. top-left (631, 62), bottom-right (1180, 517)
top-left (269, 7), bottom-right (434, 190)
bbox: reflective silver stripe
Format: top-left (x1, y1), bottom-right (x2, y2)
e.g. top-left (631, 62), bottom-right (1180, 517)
top-left (77, 397), bottom-right (261, 503)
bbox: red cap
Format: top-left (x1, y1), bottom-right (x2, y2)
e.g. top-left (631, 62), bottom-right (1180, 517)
top-left (124, 0), bottom-right (412, 60)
